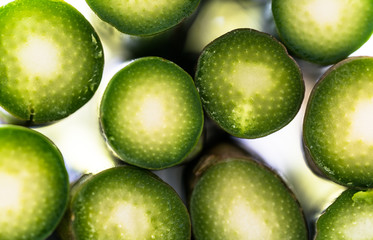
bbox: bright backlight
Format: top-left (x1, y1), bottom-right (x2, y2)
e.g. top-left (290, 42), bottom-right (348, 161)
top-left (306, 0), bottom-right (342, 25)
top-left (0, 173), bottom-right (21, 210)
top-left (349, 98), bottom-right (373, 144)
top-left (17, 36), bottom-right (60, 79)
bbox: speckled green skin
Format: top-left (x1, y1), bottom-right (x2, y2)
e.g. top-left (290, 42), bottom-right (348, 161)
top-left (85, 0), bottom-right (200, 36)
top-left (272, 0), bottom-right (373, 65)
top-left (304, 57), bottom-right (373, 188)
top-left (100, 57), bottom-right (203, 170)
top-left (190, 159), bottom-right (307, 240)
top-left (315, 189), bottom-right (373, 239)
top-left (66, 167), bottom-right (190, 240)
top-left (0, 125), bottom-right (69, 240)
top-left (195, 29), bottom-right (304, 139)
top-left (0, 0), bottom-right (104, 123)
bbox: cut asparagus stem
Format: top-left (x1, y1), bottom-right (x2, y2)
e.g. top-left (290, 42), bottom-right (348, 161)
top-left (315, 189), bottom-right (373, 239)
top-left (100, 57), bottom-right (203, 170)
top-left (0, 125), bottom-right (69, 240)
top-left (272, 0), bottom-right (373, 65)
top-left (58, 166), bottom-right (191, 240)
top-left (85, 0), bottom-right (200, 36)
top-left (304, 57), bottom-right (373, 188)
top-left (195, 28), bottom-right (304, 138)
top-left (189, 143), bottom-right (308, 240)
top-left (0, 0), bottom-right (104, 123)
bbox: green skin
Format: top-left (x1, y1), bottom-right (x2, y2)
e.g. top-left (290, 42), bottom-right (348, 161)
top-left (100, 57), bottom-right (203, 170)
top-left (303, 57), bottom-right (373, 188)
top-left (272, 0), bottom-right (373, 65)
top-left (195, 28), bottom-right (304, 139)
top-left (0, 125), bottom-right (69, 240)
top-left (58, 166), bottom-right (191, 240)
top-left (315, 189), bottom-right (373, 240)
top-left (85, 0), bottom-right (200, 36)
top-left (0, 0), bottom-right (104, 123)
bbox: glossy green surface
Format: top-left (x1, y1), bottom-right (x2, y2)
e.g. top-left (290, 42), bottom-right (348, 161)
top-left (304, 57), bottom-right (373, 187)
top-left (272, 0), bottom-right (373, 65)
top-left (70, 167), bottom-right (190, 240)
top-left (0, 0), bottom-right (104, 123)
top-left (0, 125), bottom-right (69, 240)
top-left (86, 0), bottom-right (200, 35)
top-left (195, 29), bottom-right (304, 138)
top-left (316, 189), bottom-right (373, 239)
top-left (190, 159), bottom-right (307, 240)
top-left (100, 57), bottom-right (203, 170)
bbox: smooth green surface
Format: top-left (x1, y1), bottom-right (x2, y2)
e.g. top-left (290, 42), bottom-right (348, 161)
top-left (195, 28), bottom-right (304, 138)
top-left (0, 125), bottom-right (69, 240)
top-left (272, 0), bottom-right (373, 65)
top-left (190, 159), bottom-right (307, 240)
top-left (0, 0), bottom-right (104, 123)
top-left (86, 0), bottom-right (200, 36)
top-left (100, 57), bottom-right (203, 169)
top-left (304, 57), bottom-right (373, 187)
top-left (70, 167), bottom-right (190, 240)
top-left (316, 189), bottom-right (373, 239)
